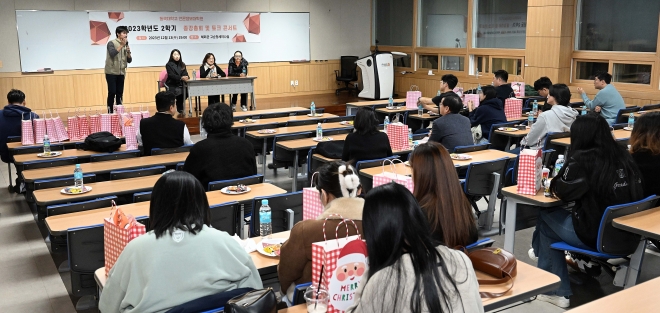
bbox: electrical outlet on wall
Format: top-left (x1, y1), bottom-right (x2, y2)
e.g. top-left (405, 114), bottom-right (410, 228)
top-left (290, 80), bottom-right (294, 86)
top-left (295, 80), bottom-right (299, 86)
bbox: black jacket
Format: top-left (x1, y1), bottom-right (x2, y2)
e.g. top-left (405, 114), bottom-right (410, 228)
top-left (551, 150), bottom-right (644, 248)
top-left (183, 129), bottom-right (257, 189)
top-left (0, 105), bottom-right (39, 163)
top-left (495, 84), bottom-right (514, 102)
top-left (341, 131), bottom-right (393, 164)
top-left (468, 98), bottom-right (507, 140)
top-left (140, 113), bottom-right (185, 156)
top-left (228, 57), bottom-right (248, 77)
top-left (165, 61), bottom-right (189, 96)
top-left (199, 64), bottom-right (226, 79)
top-left (632, 149), bottom-right (660, 197)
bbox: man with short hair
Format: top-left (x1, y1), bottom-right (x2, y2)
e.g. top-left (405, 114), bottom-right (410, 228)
top-left (0, 89), bottom-right (38, 164)
top-left (429, 95), bottom-right (474, 152)
top-left (577, 72), bottom-right (625, 125)
top-left (138, 91), bottom-right (193, 156)
top-left (534, 76), bottom-right (553, 112)
top-left (492, 69), bottom-right (514, 102)
top-left (418, 74), bottom-right (459, 114)
top-left (105, 26), bottom-right (133, 113)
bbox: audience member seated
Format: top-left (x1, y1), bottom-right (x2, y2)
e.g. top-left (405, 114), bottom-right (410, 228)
top-left (467, 85), bottom-right (507, 144)
top-left (492, 69), bottom-right (514, 102)
top-left (342, 107), bottom-right (393, 164)
top-left (577, 72), bottom-right (625, 125)
top-left (0, 89), bottom-right (39, 164)
top-left (99, 171), bottom-right (262, 313)
top-left (418, 74), bottom-right (459, 115)
top-left (519, 84), bottom-right (577, 150)
top-left (184, 103), bottom-right (257, 187)
top-left (138, 91), bottom-right (194, 156)
top-left (278, 161), bottom-right (363, 301)
top-left (410, 142), bottom-right (478, 247)
top-left (534, 76), bottom-right (553, 112)
top-left (630, 112), bottom-right (660, 197)
top-left (529, 114), bottom-right (643, 308)
top-left (429, 95), bottom-right (473, 152)
top-left (347, 183), bottom-right (483, 313)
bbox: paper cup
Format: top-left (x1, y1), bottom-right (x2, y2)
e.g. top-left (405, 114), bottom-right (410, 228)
top-left (304, 288), bottom-right (329, 313)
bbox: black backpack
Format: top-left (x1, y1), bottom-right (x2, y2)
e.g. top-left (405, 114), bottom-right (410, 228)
top-left (316, 140), bottom-right (345, 159)
top-left (83, 132), bottom-right (123, 153)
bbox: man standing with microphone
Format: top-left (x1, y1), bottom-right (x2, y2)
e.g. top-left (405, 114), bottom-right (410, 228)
top-left (105, 26), bottom-right (132, 113)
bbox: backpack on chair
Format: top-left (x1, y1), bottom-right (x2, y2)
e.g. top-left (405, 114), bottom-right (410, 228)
top-left (82, 132), bottom-right (123, 153)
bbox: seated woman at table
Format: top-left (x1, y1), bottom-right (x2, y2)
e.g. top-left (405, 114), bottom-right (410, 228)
top-left (278, 161), bottom-right (363, 301)
top-left (347, 183), bottom-right (483, 313)
top-left (183, 103), bottom-right (257, 188)
top-left (467, 85), bottom-right (507, 144)
top-left (165, 49), bottom-right (190, 114)
top-left (519, 84), bottom-right (578, 150)
top-left (409, 142), bottom-right (478, 247)
top-left (342, 107), bottom-right (393, 164)
top-left (529, 113), bottom-right (643, 308)
top-left (228, 51), bottom-right (249, 112)
top-left (99, 171), bottom-right (262, 313)
top-left (630, 112), bottom-right (660, 197)
top-left (199, 52), bottom-right (227, 105)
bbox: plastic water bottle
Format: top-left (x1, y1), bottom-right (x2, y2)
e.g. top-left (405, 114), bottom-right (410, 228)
top-left (199, 119), bottom-right (207, 138)
top-left (316, 123), bottom-right (323, 139)
top-left (259, 199), bottom-right (272, 238)
top-left (310, 101), bottom-right (316, 116)
top-left (408, 128), bottom-right (413, 148)
top-left (553, 155), bottom-right (565, 178)
top-left (384, 116), bottom-right (390, 133)
top-left (192, 70), bottom-right (197, 80)
top-left (437, 90), bottom-right (442, 96)
top-left (43, 134), bottom-right (51, 155)
top-left (74, 164), bottom-right (84, 188)
top-left (532, 100), bottom-right (539, 115)
top-left (628, 113), bottom-right (635, 129)
top-left (242, 68), bottom-right (247, 76)
top-left (581, 105), bottom-right (587, 115)
top-left (418, 103), bottom-right (423, 116)
top-left (388, 95), bottom-right (393, 108)
top-left (527, 114), bottom-right (534, 128)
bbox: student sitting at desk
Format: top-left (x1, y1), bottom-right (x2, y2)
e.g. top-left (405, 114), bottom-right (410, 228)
top-left (0, 89), bottom-right (39, 164)
top-left (183, 103), bottom-right (257, 188)
top-left (342, 107), bottom-right (392, 164)
top-left (630, 112), bottom-right (660, 197)
top-left (347, 183), bottom-right (483, 313)
top-left (417, 74), bottom-right (458, 115)
top-left (99, 171), bottom-right (262, 313)
top-left (529, 114), bottom-right (643, 308)
top-left (199, 53), bottom-right (226, 105)
top-left (577, 72), bottom-right (625, 125)
top-left (138, 91), bottom-right (193, 156)
top-left (467, 85), bottom-right (507, 144)
top-left (519, 84), bottom-right (577, 150)
top-left (429, 95), bottom-right (474, 152)
top-left (493, 70), bottom-right (514, 103)
top-left (278, 161), bottom-right (363, 301)
top-left (534, 76), bottom-right (553, 112)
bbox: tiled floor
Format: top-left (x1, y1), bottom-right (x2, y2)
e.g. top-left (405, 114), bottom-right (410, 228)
top-left (2, 137), bottom-right (659, 312)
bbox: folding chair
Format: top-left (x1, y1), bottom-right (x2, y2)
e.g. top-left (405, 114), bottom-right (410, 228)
top-left (150, 144), bottom-right (194, 156)
top-left (110, 165), bottom-right (166, 180)
top-left (90, 150), bottom-right (141, 162)
top-left (133, 191), bottom-right (152, 203)
top-left (251, 192), bottom-right (303, 237)
top-left (210, 201), bottom-right (239, 235)
top-left (462, 157), bottom-right (509, 235)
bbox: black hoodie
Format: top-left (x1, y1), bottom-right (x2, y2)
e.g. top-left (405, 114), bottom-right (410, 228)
top-left (468, 98), bottom-right (507, 140)
top-left (228, 57), bottom-right (248, 77)
top-left (0, 104), bottom-right (39, 162)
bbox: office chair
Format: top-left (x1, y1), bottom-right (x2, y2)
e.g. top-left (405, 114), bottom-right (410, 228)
top-left (335, 56), bottom-right (359, 95)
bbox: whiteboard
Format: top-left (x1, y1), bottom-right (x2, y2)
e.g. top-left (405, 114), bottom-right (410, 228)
top-left (15, 11), bottom-right (310, 72)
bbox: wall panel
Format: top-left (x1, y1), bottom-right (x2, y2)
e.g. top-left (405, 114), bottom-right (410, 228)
top-left (12, 76), bottom-right (45, 110)
top-left (43, 75), bottom-right (75, 110)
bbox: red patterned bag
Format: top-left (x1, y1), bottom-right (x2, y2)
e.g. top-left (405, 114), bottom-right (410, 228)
top-left (77, 110), bottom-right (90, 139)
top-left (141, 105), bottom-right (150, 119)
top-left (67, 111), bottom-right (80, 141)
top-left (114, 104), bottom-right (125, 115)
top-left (303, 172), bottom-right (324, 220)
top-left (121, 114), bottom-right (138, 150)
top-left (464, 93), bottom-right (480, 109)
top-left (104, 201), bottom-right (146, 277)
top-left (517, 148), bottom-right (543, 195)
top-left (100, 113), bottom-right (113, 133)
top-left (372, 159), bottom-right (414, 192)
top-left (130, 107), bottom-right (143, 131)
top-left (53, 111), bottom-right (69, 142)
top-left (44, 111), bottom-right (59, 142)
top-left (406, 85), bottom-right (422, 109)
top-left (386, 122), bottom-right (409, 151)
top-left (311, 216), bottom-right (368, 313)
top-left (111, 113), bottom-right (123, 137)
top-left (21, 112), bottom-right (35, 145)
top-left (89, 111), bottom-right (101, 134)
top-left (33, 114), bottom-right (46, 144)
top-left (504, 98), bottom-right (523, 120)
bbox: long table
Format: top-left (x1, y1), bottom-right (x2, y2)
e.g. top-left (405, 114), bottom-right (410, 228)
top-left (21, 152), bottom-right (188, 183)
top-left (13, 145), bottom-right (130, 165)
top-left (634, 108), bottom-right (660, 118)
top-left (551, 129), bottom-right (630, 147)
top-left (345, 99), bottom-right (405, 115)
top-left (567, 276), bottom-right (660, 312)
top-left (231, 113), bottom-right (339, 130)
top-left (612, 206), bottom-right (660, 289)
top-left (184, 77), bottom-right (257, 116)
top-left (234, 106), bottom-right (310, 118)
top-left (7, 138), bottom-right (83, 151)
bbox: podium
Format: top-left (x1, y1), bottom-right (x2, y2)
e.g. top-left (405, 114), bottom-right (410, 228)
top-left (357, 52), bottom-right (405, 100)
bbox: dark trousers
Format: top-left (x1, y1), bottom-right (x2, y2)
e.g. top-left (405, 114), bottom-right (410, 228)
top-left (208, 95), bottom-right (225, 105)
top-left (231, 93), bottom-right (248, 107)
top-left (106, 74), bottom-right (125, 113)
top-left (176, 94), bottom-right (188, 113)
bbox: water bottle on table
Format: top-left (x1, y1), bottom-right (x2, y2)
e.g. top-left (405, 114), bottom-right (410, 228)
top-left (581, 105), bottom-right (587, 115)
top-left (418, 103), bottom-right (423, 116)
top-left (310, 101), bottom-right (316, 116)
top-left (259, 199), bottom-right (272, 238)
top-left (388, 95), bottom-right (394, 108)
top-left (408, 128), bottom-right (414, 148)
top-left (316, 123), bottom-right (323, 140)
top-left (553, 155), bottom-right (565, 178)
top-left (384, 116), bottom-right (390, 133)
top-left (532, 100), bottom-right (539, 115)
top-left (628, 113), bottom-right (635, 129)
top-left (43, 134), bottom-right (51, 156)
top-left (192, 70), bottom-right (197, 81)
top-left (74, 164), bottom-right (84, 188)
top-left (527, 113), bottom-right (534, 128)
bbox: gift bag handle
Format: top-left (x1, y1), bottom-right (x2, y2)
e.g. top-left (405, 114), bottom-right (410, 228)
top-left (309, 171), bottom-right (319, 188)
top-left (409, 85), bottom-right (419, 91)
top-left (322, 213), bottom-right (345, 242)
top-left (335, 218), bottom-right (361, 241)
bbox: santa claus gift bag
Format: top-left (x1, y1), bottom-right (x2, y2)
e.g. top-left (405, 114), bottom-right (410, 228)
top-left (77, 109), bottom-right (90, 139)
top-left (303, 172), bottom-right (325, 220)
top-left (121, 115), bottom-right (138, 150)
top-left (386, 121), bottom-right (409, 151)
top-left (372, 159), bottom-right (414, 193)
top-left (504, 98), bottom-right (523, 120)
top-left (517, 148), bottom-right (543, 195)
top-left (406, 85), bottom-right (422, 109)
top-left (130, 107), bottom-right (143, 131)
top-left (464, 93), bottom-right (480, 109)
top-left (141, 105), bottom-right (151, 119)
top-left (312, 217), bottom-right (368, 313)
top-left (104, 201), bottom-right (146, 277)
top-left (512, 82), bottom-right (525, 98)
top-left (21, 112), bottom-right (35, 145)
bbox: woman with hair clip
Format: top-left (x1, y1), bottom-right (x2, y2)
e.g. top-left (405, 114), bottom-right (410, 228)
top-left (409, 142), bottom-right (478, 247)
top-left (99, 171), bottom-right (262, 313)
top-left (199, 53), bottom-right (226, 105)
top-left (347, 183), bottom-right (482, 313)
top-left (630, 112), bottom-right (660, 197)
top-left (529, 114), bottom-right (643, 308)
top-left (278, 161), bottom-right (363, 302)
top-left (165, 49), bottom-right (190, 114)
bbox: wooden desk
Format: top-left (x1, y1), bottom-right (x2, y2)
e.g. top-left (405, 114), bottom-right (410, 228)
top-left (493, 128), bottom-right (529, 138)
top-left (13, 145), bottom-right (129, 165)
top-left (551, 129), bottom-right (630, 147)
top-left (21, 152), bottom-right (188, 183)
top-left (613, 206), bottom-right (660, 240)
top-left (481, 262), bottom-right (560, 312)
top-left (501, 186), bottom-right (563, 252)
top-left (45, 183), bottom-right (286, 236)
top-left (232, 114), bottom-right (339, 129)
top-left (634, 108), bottom-right (660, 118)
top-left (507, 115), bottom-right (529, 122)
top-left (184, 76), bottom-right (257, 116)
top-left (234, 106), bottom-right (310, 118)
top-left (345, 99), bottom-right (405, 115)
top-left (374, 106), bottom-right (417, 115)
top-left (8, 138), bottom-right (83, 151)
top-left (567, 276), bottom-right (660, 312)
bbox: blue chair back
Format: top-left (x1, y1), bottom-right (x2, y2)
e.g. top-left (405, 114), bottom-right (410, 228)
top-left (12, 144), bottom-right (64, 156)
top-left (165, 288), bottom-right (254, 313)
top-left (22, 156), bottom-right (77, 170)
top-left (110, 165), bottom-right (166, 180)
top-left (641, 104), bottom-right (660, 111)
top-left (210, 201), bottom-right (239, 235)
top-left (47, 196), bottom-right (117, 217)
top-left (614, 107), bottom-right (640, 124)
top-left (67, 223), bottom-right (105, 297)
top-left (453, 143), bottom-right (490, 153)
top-left (133, 191), bottom-right (152, 203)
top-left (292, 282), bottom-right (313, 305)
top-left (208, 174), bottom-right (264, 192)
top-left (487, 121), bottom-right (519, 150)
top-left (597, 195), bottom-right (659, 255)
top-left (176, 162), bottom-right (185, 171)
top-left (90, 150), bottom-right (141, 162)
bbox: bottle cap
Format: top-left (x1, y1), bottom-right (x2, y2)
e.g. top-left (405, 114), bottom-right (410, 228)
top-left (318, 123), bottom-right (321, 126)
top-left (44, 134), bottom-right (49, 139)
top-left (558, 155), bottom-right (564, 159)
top-left (262, 199), bottom-right (269, 206)
top-left (75, 164), bottom-right (81, 168)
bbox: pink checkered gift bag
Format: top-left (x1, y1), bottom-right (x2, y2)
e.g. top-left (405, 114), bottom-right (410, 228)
top-left (372, 159), bottom-right (414, 193)
top-left (33, 114), bottom-right (46, 144)
top-left (67, 111), bottom-right (81, 141)
top-left (504, 98), bottom-right (523, 120)
top-left (44, 111), bottom-right (60, 142)
top-left (303, 172), bottom-right (324, 220)
top-left (464, 93), bottom-right (480, 109)
top-left (386, 122), bottom-right (409, 151)
top-left (52, 111), bottom-right (69, 142)
top-left (111, 113), bottom-right (123, 137)
top-left (311, 216), bottom-right (368, 312)
top-left (100, 113), bottom-right (113, 132)
top-left (406, 85), bottom-right (422, 109)
top-left (512, 82), bottom-right (525, 98)
top-left (121, 115), bottom-right (138, 150)
top-left (141, 105), bottom-right (150, 119)
top-left (77, 110), bottom-right (90, 139)
top-left (113, 104), bottom-right (125, 115)
top-left (21, 112), bottom-right (35, 145)
top-left (517, 148), bottom-right (543, 195)
top-left (104, 201), bottom-right (146, 277)
top-left (130, 107), bottom-right (143, 131)
top-left (89, 110), bottom-right (101, 134)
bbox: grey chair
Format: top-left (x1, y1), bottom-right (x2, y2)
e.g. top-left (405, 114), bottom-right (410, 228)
top-left (210, 201), bottom-right (239, 235)
top-left (462, 157), bottom-right (509, 233)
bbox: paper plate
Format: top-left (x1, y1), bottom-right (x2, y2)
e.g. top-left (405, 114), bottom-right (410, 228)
top-left (239, 119), bottom-right (257, 123)
top-left (37, 151), bottom-right (63, 158)
top-left (386, 106), bottom-right (401, 110)
top-left (498, 127), bottom-right (519, 132)
top-left (339, 121), bottom-right (354, 125)
top-left (312, 137), bottom-right (333, 142)
top-left (257, 238), bottom-right (287, 257)
top-left (450, 154), bottom-right (472, 161)
top-left (257, 129), bottom-right (277, 134)
top-left (623, 127), bottom-right (633, 131)
top-left (307, 113), bottom-right (324, 117)
top-left (220, 186), bottom-right (252, 195)
top-left (60, 186), bottom-right (92, 195)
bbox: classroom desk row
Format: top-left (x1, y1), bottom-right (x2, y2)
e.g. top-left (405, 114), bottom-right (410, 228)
top-left (12, 145), bottom-right (130, 166)
top-left (231, 113), bottom-right (339, 130)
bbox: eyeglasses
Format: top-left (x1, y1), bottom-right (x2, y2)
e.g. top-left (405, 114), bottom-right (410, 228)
top-left (234, 55), bottom-right (242, 59)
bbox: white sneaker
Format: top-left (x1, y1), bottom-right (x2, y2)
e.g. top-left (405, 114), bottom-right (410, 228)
top-left (534, 294), bottom-right (570, 308)
top-left (241, 105), bottom-right (248, 111)
top-left (528, 248), bottom-right (539, 262)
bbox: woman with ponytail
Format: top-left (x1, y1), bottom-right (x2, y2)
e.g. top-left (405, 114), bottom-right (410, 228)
top-left (278, 161), bottom-right (364, 301)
